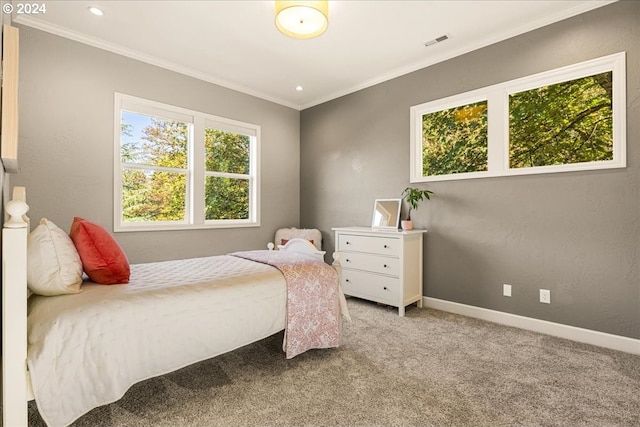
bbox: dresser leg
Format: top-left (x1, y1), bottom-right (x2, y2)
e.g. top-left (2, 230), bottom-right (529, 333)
top-left (417, 298), bottom-right (423, 308)
top-left (399, 305), bottom-right (405, 317)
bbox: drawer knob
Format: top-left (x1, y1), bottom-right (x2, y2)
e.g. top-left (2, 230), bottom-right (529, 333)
top-left (346, 279), bottom-right (350, 283)
top-left (383, 286), bottom-right (388, 290)
top-left (383, 264), bottom-right (388, 268)
top-left (383, 244), bottom-right (388, 248)
top-left (346, 259), bottom-right (351, 263)
top-left (346, 241), bottom-right (351, 245)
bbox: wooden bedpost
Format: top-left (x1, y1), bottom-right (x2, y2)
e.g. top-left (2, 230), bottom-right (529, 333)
top-left (3, 186), bottom-right (29, 427)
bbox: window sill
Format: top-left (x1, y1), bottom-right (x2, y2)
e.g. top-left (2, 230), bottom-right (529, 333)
top-left (114, 221), bottom-right (260, 233)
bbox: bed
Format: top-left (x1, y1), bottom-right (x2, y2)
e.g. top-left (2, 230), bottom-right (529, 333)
top-left (2, 186), bottom-right (349, 427)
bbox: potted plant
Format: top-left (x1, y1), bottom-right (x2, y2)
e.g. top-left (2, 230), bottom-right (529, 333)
top-left (401, 187), bottom-right (433, 231)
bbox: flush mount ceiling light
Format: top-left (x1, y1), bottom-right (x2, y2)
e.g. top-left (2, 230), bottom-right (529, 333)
top-left (275, 1), bottom-right (328, 39)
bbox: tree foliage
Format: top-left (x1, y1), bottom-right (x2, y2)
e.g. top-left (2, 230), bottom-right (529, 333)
top-left (420, 71), bottom-right (613, 177)
top-left (121, 116), bottom-right (251, 223)
top-left (204, 128), bottom-right (250, 220)
top-left (509, 71), bottom-right (613, 168)
top-left (122, 118), bottom-right (187, 222)
top-left (422, 101), bottom-right (488, 176)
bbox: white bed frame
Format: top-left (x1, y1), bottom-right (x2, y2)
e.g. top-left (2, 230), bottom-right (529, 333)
top-left (1, 186), bottom-right (343, 427)
top-left (3, 186), bottom-right (30, 427)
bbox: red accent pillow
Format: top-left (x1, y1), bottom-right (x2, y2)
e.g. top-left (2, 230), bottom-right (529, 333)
top-left (69, 217), bottom-right (130, 285)
top-left (281, 238), bottom-right (314, 246)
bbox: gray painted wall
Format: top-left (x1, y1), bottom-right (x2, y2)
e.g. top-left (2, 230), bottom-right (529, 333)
top-left (13, 25), bottom-right (300, 263)
top-left (300, 1), bottom-right (639, 339)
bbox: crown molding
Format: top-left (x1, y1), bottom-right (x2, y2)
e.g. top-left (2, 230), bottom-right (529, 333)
top-left (299, 0), bottom-right (619, 110)
top-left (14, 0), bottom-right (618, 111)
top-left (13, 15), bottom-right (301, 110)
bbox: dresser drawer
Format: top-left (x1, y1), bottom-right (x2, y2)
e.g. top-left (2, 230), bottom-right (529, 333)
top-left (337, 234), bottom-right (400, 257)
top-left (341, 252), bottom-right (399, 276)
top-left (341, 270), bottom-right (399, 305)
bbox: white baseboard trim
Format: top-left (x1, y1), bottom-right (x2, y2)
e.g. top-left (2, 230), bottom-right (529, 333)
top-left (423, 297), bottom-right (640, 355)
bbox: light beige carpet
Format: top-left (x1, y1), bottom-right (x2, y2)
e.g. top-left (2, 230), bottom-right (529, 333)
top-left (27, 298), bottom-right (640, 426)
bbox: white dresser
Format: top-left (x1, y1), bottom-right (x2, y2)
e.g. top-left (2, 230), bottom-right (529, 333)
top-left (332, 227), bottom-right (426, 316)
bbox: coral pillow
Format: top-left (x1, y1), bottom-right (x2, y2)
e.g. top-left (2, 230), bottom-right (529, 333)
top-left (27, 218), bottom-right (83, 296)
top-left (69, 217), bottom-right (130, 285)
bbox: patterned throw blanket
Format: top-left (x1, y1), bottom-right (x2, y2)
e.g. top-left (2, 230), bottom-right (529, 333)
top-left (231, 250), bottom-right (341, 359)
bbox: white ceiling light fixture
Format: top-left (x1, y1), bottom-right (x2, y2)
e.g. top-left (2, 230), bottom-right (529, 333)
top-left (275, 1), bottom-right (328, 39)
top-left (88, 6), bottom-right (104, 16)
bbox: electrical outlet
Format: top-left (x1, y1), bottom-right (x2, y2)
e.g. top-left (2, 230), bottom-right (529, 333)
top-left (503, 284), bottom-right (512, 297)
top-left (540, 289), bottom-right (551, 304)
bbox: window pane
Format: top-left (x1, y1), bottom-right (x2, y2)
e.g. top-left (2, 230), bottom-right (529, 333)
top-left (205, 128), bottom-right (250, 174)
top-left (121, 111), bottom-right (188, 169)
top-left (421, 101), bottom-right (488, 176)
top-left (205, 176), bottom-right (249, 220)
top-left (122, 168), bottom-right (186, 222)
top-left (509, 72), bottom-right (613, 168)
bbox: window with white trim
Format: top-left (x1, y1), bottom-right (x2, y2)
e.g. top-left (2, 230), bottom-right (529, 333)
top-left (115, 93), bottom-right (260, 231)
top-left (410, 52), bottom-right (626, 182)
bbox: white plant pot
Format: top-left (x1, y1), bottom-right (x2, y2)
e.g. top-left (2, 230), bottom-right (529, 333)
top-left (401, 220), bottom-right (413, 231)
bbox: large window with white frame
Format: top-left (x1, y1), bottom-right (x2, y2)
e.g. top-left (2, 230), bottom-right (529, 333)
top-left (115, 93), bottom-right (260, 231)
top-left (410, 52), bottom-right (626, 183)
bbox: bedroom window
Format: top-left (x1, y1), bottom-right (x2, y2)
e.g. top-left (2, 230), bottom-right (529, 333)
top-left (420, 98), bottom-right (488, 178)
top-left (410, 52), bottom-right (626, 182)
top-left (204, 123), bottom-right (251, 221)
top-left (115, 93), bottom-right (260, 231)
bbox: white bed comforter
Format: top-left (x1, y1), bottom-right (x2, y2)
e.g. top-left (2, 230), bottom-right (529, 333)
top-left (27, 255), bottom-right (287, 427)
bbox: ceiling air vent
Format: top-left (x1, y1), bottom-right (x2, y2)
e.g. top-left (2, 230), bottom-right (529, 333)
top-left (424, 34), bottom-right (449, 47)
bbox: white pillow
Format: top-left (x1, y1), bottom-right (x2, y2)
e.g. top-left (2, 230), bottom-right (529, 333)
top-left (27, 218), bottom-right (83, 296)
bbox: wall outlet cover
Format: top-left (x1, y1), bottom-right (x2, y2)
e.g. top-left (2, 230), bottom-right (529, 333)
top-left (540, 289), bottom-right (551, 304)
top-left (503, 284), bottom-right (512, 297)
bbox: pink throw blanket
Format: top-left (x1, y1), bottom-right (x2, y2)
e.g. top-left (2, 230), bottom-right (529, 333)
top-left (231, 250), bottom-right (340, 359)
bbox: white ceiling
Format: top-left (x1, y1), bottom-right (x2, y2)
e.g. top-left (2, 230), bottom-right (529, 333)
top-left (12, 0), bottom-right (616, 110)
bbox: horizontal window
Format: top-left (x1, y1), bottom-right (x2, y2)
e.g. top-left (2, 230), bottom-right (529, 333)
top-left (410, 52), bottom-right (626, 182)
